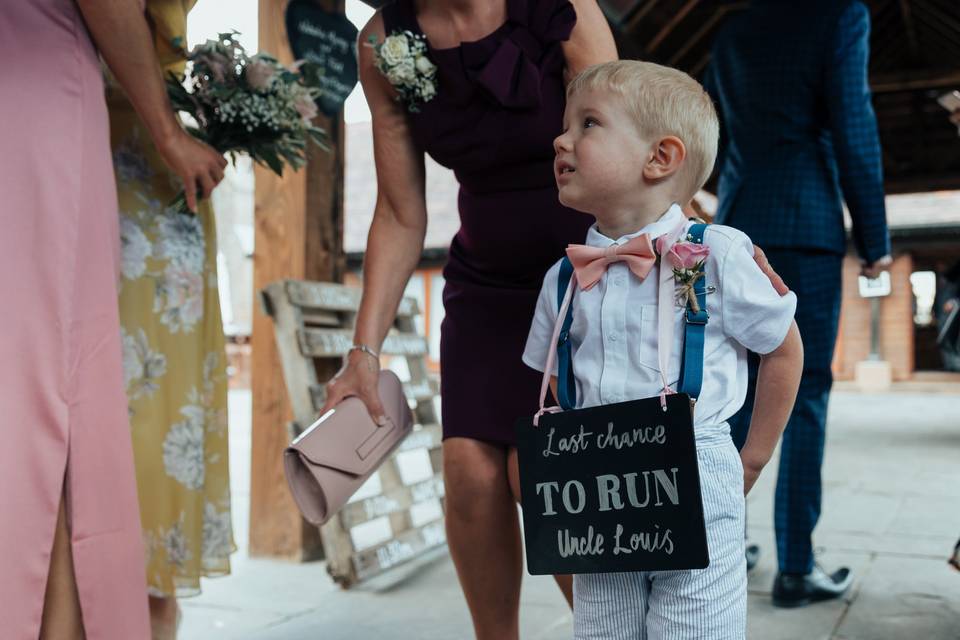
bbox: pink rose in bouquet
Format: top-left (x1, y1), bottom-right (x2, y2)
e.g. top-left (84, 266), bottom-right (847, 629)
top-left (245, 57), bottom-right (277, 91)
top-left (293, 88), bottom-right (319, 123)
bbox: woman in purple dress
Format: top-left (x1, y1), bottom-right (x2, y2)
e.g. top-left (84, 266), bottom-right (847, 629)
top-left (321, 0), bottom-right (616, 636)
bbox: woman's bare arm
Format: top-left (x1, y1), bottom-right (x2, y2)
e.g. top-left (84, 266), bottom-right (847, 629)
top-left (320, 13), bottom-right (429, 422)
top-left (77, 0), bottom-right (226, 210)
top-left (562, 0), bottom-right (618, 80)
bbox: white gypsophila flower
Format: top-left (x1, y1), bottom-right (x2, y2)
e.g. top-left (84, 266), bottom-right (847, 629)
top-left (120, 215), bottom-right (152, 280)
top-left (415, 55), bottom-right (436, 77)
top-left (380, 33), bottom-right (411, 66)
top-left (162, 406), bottom-right (205, 490)
top-left (201, 502), bottom-right (233, 560)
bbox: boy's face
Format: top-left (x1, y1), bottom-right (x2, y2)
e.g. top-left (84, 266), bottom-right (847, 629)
top-left (553, 87), bottom-right (652, 214)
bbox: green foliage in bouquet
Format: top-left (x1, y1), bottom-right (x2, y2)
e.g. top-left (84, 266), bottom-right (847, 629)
top-left (166, 32), bottom-right (329, 182)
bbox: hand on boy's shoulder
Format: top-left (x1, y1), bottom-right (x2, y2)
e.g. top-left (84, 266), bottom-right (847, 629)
top-left (702, 224), bottom-right (790, 297)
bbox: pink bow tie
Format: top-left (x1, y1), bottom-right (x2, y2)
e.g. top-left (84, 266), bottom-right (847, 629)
top-left (565, 234), bottom-right (657, 291)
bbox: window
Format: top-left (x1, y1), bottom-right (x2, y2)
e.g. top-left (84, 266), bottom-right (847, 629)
top-left (910, 271), bottom-right (936, 326)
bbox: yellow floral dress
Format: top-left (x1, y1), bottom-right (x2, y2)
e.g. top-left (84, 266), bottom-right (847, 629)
top-left (108, 0), bottom-right (234, 597)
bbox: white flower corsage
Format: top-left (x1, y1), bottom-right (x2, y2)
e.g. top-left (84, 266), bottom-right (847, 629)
top-left (657, 235), bottom-right (711, 313)
top-left (368, 30), bottom-right (438, 113)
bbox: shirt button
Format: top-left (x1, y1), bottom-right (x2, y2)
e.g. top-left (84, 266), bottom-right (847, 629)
top-left (609, 333), bottom-right (618, 342)
top-left (615, 278), bottom-right (625, 287)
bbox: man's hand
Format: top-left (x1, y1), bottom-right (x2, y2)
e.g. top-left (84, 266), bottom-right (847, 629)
top-left (861, 254), bottom-right (892, 279)
top-left (951, 109), bottom-right (960, 128)
top-left (753, 245), bottom-right (790, 296)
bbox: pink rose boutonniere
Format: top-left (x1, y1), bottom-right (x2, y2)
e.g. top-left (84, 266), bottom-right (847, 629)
top-left (658, 234), bottom-right (710, 313)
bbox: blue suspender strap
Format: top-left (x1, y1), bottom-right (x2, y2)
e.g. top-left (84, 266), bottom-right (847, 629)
top-left (556, 257), bottom-right (577, 410)
top-left (677, 223), bottom-right (709, 400)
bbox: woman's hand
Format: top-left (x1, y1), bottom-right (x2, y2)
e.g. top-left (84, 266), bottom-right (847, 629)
top-left (77, 0), bottom-right (226, 212)
top-left (753, 245), bottom-right (790, 296)
top-left (155, 130), bottom-right (228, 212)
top-left (319, 350), bottom-right (388, 426)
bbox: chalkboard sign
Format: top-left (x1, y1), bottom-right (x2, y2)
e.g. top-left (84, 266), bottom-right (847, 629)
top-left (285, 0), bottom-right (358, 116)
top-left (516, 393), bottom-right (709, 575)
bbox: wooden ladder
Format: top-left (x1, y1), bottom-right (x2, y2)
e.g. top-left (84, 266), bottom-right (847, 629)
top-left (261, 279), bottom-right (446, 587)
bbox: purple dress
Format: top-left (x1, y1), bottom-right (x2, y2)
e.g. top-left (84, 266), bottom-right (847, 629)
top-left (382, 0), bottom-right (591, 446)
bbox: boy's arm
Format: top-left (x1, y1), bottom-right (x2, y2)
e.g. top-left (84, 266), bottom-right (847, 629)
top-left (740, 321), bottom-right (803, 494)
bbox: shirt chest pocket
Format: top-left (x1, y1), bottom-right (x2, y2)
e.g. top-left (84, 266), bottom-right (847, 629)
top-left (634, 304), bottom-right (685, 385)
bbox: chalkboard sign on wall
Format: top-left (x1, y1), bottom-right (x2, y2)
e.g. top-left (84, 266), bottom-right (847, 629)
top-left (516, 393), bottom-right (709, 575)
top-left (285, 0), bottom-right (359, 117)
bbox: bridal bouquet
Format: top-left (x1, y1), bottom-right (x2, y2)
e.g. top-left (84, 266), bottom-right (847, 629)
top-left (166, 32), bottom-right (328, 210)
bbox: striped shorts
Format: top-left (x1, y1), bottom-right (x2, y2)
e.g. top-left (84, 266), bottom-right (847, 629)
top-left (573, 440), bottom-right (747, 640)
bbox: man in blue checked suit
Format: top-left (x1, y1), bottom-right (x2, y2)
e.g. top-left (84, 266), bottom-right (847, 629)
top-left (704, 0), bottom-right (891, 608)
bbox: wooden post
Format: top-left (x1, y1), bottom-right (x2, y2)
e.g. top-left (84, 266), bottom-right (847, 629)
top-left (250, 0), bottom-right (346, 559)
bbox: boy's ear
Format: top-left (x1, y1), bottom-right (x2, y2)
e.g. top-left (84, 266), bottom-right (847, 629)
top-left (643, 136), bottom-right (686, 181)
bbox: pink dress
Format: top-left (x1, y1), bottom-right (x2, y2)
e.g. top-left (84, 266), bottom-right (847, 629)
top-left (0, 1), bottom-right (150, 637)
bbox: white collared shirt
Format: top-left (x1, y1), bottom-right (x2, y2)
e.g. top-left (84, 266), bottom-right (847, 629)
top-left (522, 204), bottom-right (798, 440)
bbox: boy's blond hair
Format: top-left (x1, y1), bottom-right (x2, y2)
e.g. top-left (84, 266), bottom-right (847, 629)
top-left (567, 60), bottom-right (719, 201)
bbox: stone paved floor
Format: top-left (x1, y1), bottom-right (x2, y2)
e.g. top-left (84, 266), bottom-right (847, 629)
top-left (180, 388), bottom-right (960, 639)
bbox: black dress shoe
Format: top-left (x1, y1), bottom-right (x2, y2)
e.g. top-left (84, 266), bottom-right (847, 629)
top-left (772, 566), bottom-right (853, 608)
top-left (745, 544), bottom-right (760, 572)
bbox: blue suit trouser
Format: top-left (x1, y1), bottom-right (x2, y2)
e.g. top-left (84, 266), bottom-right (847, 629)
top-left (729, 249), bottom-right (843, 575)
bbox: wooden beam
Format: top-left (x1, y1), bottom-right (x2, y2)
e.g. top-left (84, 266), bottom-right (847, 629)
top-left (871, 70), bottom-right (960, 93)
top-left (623, 0), bottom-right (661, 33)
top-left (915, 0), bottom-right (960, 37)
top-left (689, 50), bottom-right (711, 79)
top-left (897, 0), bottom-right (920, 61)
top-left (667, 4), bottom-right (745, 68)
top-left (883, 173), bottom-right (960, 195)
top-left (645, 0), bottom-right (697, 56)
top-left (250, 0), bottom-right (346, 560)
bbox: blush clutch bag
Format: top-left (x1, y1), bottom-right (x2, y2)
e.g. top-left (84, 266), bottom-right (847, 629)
top-left (284, 370), bottom-right (414, 526)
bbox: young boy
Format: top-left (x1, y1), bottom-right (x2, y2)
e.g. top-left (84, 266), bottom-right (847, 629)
top-left (522, 60), bottom-right (803, 639)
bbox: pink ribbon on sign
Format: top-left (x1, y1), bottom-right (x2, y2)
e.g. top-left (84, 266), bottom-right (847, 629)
top-left (655, 219), bottom-right (690, 410)
top-left (533, 270), bottom-right (576, 426)
top-left (532, 219), bottom-right (691, 424)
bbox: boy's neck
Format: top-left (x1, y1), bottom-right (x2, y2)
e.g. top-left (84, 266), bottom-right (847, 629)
top-left (593, 193), bottom-right (678, 240)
